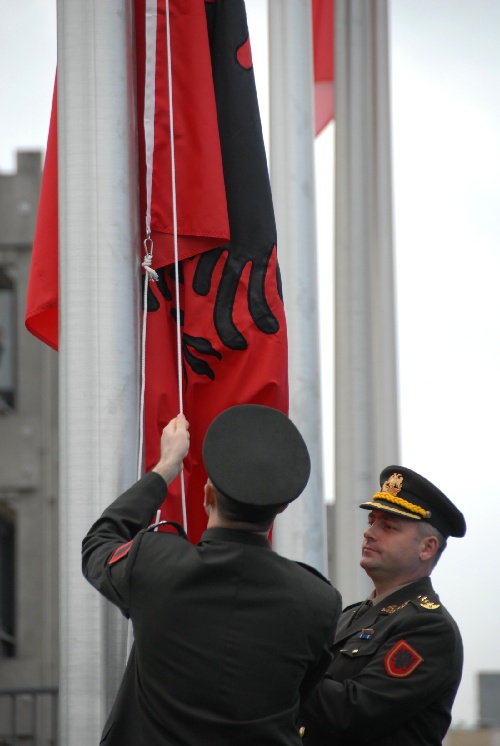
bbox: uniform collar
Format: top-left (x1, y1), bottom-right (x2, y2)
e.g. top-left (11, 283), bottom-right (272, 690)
top-left (372, 575), bottom-right (434, 606)
top-left (200, 527), bottom-right (271, 548)
top-left (337, 576), bottom-right (435, 641)
top-left (370, 580), bottom-right (419, 606)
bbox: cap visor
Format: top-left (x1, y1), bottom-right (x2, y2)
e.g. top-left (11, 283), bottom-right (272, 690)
top-left (359, 501), bottom-right (421, 520)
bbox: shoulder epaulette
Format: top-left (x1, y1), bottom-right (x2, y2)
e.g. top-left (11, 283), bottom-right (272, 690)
top-left (413, 593), bottom-right (441, 611)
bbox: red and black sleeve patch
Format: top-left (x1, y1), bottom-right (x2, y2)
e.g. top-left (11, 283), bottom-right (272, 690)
top-left (108, 540), bottom-right (133, 567)
top-left (384, 639), bottom-right (423, 678)
top-left (236, 37), bottom-right (253, 70)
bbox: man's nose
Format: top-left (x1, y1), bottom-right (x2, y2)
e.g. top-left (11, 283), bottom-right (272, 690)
top-left (363, 523), bottom-right (376, 539)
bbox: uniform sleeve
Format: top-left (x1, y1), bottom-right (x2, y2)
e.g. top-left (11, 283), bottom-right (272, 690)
top-left (81, 471), bottom-right (168, 616)
top-left (299, 586), bottom-right (342, 702)
top-left (301, 609), bottom-right (463, 741)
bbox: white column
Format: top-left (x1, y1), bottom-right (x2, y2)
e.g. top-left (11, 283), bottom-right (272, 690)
top-left (333, 0), bottom-right (399, 604)
top-left (268, 0), bottom-right (327, 574)
top-left (57, 0), bottom-right (140, 742)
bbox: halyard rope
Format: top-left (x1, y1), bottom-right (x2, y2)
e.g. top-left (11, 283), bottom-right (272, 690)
top-left (139, 0), bottom-right (188, 533)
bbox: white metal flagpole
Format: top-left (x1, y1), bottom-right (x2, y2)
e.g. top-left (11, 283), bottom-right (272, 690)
top-left (332, 0), bottom-right (399, 605)
top-left (57, 0), bottom-right (140, 742)
top-left (268, 0), bottom-right (328, 574)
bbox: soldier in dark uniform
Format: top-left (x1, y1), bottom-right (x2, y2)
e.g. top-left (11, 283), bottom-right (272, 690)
top-left (300, 465), bottom-right (466, 746)
top-left (82, 404), bottom-right (342, 745)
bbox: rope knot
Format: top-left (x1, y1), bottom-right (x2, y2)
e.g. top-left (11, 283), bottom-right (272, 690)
top-left (142, 238), bottom-right (158, 282)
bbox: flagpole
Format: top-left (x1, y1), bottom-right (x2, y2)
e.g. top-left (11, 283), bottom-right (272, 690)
top-left (268, 0), bottom-right (328, 573)
top-left (57, 1), bottom-right (140, 742)
top-left (332, 0), bottom-right (399, 604)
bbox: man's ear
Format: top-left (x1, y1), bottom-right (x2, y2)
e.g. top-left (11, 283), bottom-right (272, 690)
top-left (420, 534), bottom-right (439, 562)
top-left (276, 504), bottom-right (288, 515)
top-left (203, 479), bottom-right (215, 512)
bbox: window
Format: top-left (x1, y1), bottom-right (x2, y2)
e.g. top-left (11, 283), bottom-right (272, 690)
top-left (0, 267), bottom-right (16, 413)
top-left (0, 504), bottom-right (15, 657)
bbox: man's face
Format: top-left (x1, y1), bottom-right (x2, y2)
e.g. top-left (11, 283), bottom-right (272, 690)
top-left (360, 509), bottom-right (427, 586)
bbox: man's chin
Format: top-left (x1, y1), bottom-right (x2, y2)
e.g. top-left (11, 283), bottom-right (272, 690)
top-left (360, 557), bottom-right (377, 574)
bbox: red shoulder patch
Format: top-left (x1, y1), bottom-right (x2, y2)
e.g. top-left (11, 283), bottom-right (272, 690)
top-left (108, 540), bottom-right (133, 566)
top-left (384, 640), bottom-right (423, 678)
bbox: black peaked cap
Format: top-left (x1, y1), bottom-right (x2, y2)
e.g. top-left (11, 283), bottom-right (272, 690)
top-left (202, 404), bottom-right (311, 506)
top-left (360, 465), bottom-right (466, 539)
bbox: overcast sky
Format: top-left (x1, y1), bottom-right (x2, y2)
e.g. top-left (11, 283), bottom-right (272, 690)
top-left (390, 1), bottom-right (500, 728)
top-left (2, 0), bottom-right (500, 729)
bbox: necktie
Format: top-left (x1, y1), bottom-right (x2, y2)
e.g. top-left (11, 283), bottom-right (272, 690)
top-left (351, 599), bottom-right (373, 623)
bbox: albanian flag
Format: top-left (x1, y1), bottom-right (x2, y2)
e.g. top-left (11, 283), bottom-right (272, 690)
top-left (25, 0), bottom-right (288, 544)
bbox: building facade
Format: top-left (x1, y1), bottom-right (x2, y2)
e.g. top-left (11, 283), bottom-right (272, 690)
top-left (0, 151), bottom-right (59, 742)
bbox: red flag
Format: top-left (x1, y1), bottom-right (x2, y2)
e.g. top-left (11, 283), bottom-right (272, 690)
top-left (25, 0), bottom-right (288, 544)
top-left (141, 0), bottom-right (288, 542)
top-left (135, 0), bottom-right (231, 267)
top-left (312, 0), bottom-right (335, 135)
top-left (25, 80), bottom-right (58, 349)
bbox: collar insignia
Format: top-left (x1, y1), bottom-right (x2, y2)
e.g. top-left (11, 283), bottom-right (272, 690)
top-left (381, 600), bottom-right (410, 614)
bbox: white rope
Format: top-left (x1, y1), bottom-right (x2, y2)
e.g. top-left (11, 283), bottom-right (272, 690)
top-left (165, 0), bottom-right (188, 533)
top-left (138, 0), bottom-right (188, 531)
top-left (129, 253), bottom-right (154, 659)
top-left (130, 0), bottom-right (163, 661)
top-left (138, 0), bottom-right (159, 482)
top-left (144, 1), bottom-right (157, 242)
top-left (138, 238), bottom-right (157, 485)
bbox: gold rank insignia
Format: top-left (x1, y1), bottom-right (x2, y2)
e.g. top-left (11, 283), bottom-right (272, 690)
top-left (381, 600), bottom-right (410, 614)
top-left (418, 595), bottom-right (441, 610)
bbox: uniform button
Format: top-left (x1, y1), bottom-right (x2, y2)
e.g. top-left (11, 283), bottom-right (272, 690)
top-left (299, 726), bottom-right (305, 737)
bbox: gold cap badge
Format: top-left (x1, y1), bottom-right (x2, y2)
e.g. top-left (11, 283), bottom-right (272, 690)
top-left (371, 470), bottom-right (431, 520)
top-left (381, 473), bottom-right (403, 496)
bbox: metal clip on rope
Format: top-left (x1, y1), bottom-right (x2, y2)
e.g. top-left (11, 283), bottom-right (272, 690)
top-left (142, 236), bottom-right (159, 282)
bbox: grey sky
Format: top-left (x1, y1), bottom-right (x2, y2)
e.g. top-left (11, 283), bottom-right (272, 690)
top-left (390, 0), bottom-right (500, 727)
top-left (0, 1), bottom-right (56, 171)
top-left (2, 0), bottom-right (500, 729)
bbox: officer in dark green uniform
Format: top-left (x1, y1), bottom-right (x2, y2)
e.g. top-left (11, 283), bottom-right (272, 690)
top-left (300, 465), bottom-right (465, 746)
top-left (83, 405), bottom-right (342, 745)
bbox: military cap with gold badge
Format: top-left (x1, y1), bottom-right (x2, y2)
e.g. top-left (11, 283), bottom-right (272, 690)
top-left (359, 465), bottom-right (466, 539)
